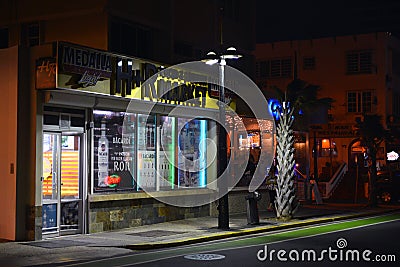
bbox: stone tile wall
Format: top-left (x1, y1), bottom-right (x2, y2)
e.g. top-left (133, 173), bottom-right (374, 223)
top-left (89, 198), bottom-right (210, 233)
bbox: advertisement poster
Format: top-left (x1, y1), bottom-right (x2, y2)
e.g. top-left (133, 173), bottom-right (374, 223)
top-left (93, 111), bottom-right (135, 192)
top-left (42, 204), bottom-right (57, 229)
top-left (177, 118), bottom-right (207, 188)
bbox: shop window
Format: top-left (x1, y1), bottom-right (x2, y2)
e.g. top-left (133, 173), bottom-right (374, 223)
top-left (92, 111), bottom-right (212, 193)
top-left (319, 138), bottom-right (338, 157)
top-left (137, 114), bottom-right (156, 190)
top-left (294, 132), bottom-right (307, 175)
top-left (157, 116), bottom-right (176, 189)
top-left (177, 118), bottom-right (208, 188)
top-left (239, 131), bottom-right (260, 148)
top-left (93, 110), bottom-right (136, 193)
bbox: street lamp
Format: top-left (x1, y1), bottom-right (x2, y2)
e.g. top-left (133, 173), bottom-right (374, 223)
top-left (203, 47), bottom-right (242, 230)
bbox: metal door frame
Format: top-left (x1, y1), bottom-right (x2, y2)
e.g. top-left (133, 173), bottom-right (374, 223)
top-left (42, 130), bottom-right (86, 237)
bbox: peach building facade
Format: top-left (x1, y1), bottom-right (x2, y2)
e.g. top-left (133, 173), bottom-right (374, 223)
top-left (255, 32), bottom-right (400, 179)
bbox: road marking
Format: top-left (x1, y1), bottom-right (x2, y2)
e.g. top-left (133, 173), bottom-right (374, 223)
top-left (63, 213), bottom-right (400, 267)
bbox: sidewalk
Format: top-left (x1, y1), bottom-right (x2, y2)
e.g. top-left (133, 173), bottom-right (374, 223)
top-left (1, 203), bottom-right (399, 266)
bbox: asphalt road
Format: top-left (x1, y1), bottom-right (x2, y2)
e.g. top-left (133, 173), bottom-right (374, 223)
top-left (64, 213), bottom-right (400, 267)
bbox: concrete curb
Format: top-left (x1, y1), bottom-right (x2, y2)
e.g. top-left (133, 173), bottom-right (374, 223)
top-left (123, 207), bottom-right (400, 250)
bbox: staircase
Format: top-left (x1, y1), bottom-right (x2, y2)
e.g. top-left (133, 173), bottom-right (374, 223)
top-left (43, 150), bottom-right (79, 198)
top-left (317, 162), bottom-right (347, 199)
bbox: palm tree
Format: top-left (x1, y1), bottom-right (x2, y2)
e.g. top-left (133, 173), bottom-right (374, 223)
top-left (355, 114), bottom-right (387, 207)
top-left (270, 79), bottom-right (332, 220)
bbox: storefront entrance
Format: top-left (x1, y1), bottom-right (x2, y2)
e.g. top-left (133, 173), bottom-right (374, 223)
top-left (42, 132), bottom-right (84, 237)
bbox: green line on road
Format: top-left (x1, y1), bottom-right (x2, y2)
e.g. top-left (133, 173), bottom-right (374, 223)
top-left (221, 213), bottom-right (400, 248)
top-left (67, 213), bottom-right (400, 267)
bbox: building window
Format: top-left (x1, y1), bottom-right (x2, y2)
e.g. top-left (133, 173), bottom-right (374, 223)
top-left (109, 19), bottom-right (153, 59)
top-left (347, 90), bottom-right (374, 113)
top-left (21, 22), bottom-right (41, 47)
top-left (346, 50), bottom-right (374, 74)
top-left (0, 28), bottom-right (8, 48)
top-left (256, 58), bottom-right (292, 79)
top-left (303, 56), bottom-right (315, 70)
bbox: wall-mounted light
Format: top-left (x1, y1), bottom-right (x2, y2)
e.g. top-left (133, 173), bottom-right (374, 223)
top-left (321, 139), bottom-right (330, 149)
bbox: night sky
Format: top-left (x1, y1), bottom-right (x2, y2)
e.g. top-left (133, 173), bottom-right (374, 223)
top-left (256, 0), bottom-right (400, 43)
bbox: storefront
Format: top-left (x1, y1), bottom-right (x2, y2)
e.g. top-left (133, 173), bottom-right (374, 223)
top-left (33, 42), bottom-right (229, 238)
top-left (29, 40), bottom-right (277, 239)
top-left (310, 123), bottom-right (389, 178)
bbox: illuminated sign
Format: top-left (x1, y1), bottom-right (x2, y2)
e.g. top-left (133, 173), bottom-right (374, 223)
top-left (36, 57), bottom-right (56, 89)
top-left (60, 44), bottom-right (112, 77)
top-left (56, 42), bottom-right (214, 108)
top-left (387, 151), bottom-right (399, 161)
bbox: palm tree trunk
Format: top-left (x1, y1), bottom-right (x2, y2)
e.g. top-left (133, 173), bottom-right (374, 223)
top-left (275, 104), bottom-right (299, 220)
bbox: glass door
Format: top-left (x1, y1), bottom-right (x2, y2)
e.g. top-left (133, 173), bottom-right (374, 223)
top-left (42, 133), bottom-right (60, 235)
top-left (42, 133), bottom-right (83, 236)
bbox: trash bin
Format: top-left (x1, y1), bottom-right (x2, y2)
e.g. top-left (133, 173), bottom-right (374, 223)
top-left (245, 191), bottom-right (262, 225)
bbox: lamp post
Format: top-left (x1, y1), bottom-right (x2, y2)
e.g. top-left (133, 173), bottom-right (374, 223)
top-left (203, 47), bottom-right (242, 230)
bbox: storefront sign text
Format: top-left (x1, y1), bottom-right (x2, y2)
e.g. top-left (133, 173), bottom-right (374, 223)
top-left (61, 45), bottom-right (112, 77)
top-left (310, 124), bottom-right (356, 138)
top-left (36, 58), bottom-right (56, 89)
top-left (58, 43), bottom-right (211, 108)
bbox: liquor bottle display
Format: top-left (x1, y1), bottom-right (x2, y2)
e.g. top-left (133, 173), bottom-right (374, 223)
top-left (98, 120), bottom-right (109, 187)
top-left (137, 115), bottom-right (156, 190)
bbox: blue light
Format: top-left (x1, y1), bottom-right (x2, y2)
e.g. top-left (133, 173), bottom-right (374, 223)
top-left (268, 99), bottom-right (282, 120)
top-left (199, 120), bottom-right (207, 187)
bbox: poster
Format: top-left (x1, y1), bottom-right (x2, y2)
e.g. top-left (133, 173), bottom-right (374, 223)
top-left (93, 111), bottom-right (136, 192)
top-left (177, 118), bottom-right (207, 188)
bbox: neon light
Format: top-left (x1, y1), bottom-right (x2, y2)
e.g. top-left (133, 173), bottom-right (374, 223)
top-left (137, 152), bottom-right (141, 191)
top-left (199, 120), bottom-right (207, 187)
top-left (268, 99), bottom-right (281, 120)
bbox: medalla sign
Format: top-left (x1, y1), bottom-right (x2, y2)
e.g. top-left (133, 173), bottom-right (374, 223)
top-left (55, 42), bottom-right (214, 108)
